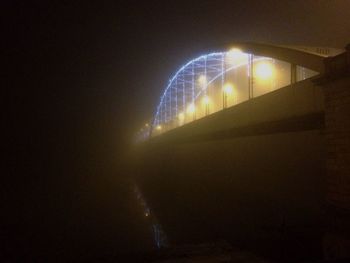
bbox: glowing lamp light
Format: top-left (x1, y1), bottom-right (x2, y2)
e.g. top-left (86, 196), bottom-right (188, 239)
top-left (178, 112), bottom-right (185, 121)
top-left (198, 75), bottom-right (207, 88)
top-left (186, 103), bottom-right (196, 114)
top-left (223, 83), bottom-right (234, 95)
top-left (201, 95), bottom-right (210, 105)
top-left (255, 62), bottom-right (274, 80)
top-left (156, 125), bottom-right (162, 131)
top-left (228, 48), bottom-right (243, 57)
top-left (226, 48), bottom-right (247, 65)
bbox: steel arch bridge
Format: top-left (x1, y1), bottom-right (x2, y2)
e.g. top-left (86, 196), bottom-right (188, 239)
top-left (136, 43), bottom-right (343, 141)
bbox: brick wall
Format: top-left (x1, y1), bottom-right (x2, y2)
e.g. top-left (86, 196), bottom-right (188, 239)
top-left (321, 46), bottom-right (350, 260)
top-left (324, 76), bottom-right (350, 209)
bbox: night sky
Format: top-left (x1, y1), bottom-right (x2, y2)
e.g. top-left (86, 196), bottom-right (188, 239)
top-left (4, 0), bottom-right (350, 261)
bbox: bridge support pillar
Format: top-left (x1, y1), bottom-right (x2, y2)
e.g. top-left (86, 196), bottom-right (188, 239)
top-left (316, 44), bottom-right (350, 261)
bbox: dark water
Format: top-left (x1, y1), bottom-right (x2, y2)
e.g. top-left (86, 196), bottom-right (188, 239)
top-left (2, 154), bottom-right (156, 262)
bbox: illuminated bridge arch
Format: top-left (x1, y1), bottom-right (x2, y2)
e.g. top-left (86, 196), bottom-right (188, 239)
top-left (136, 43), bottom-right (343, 141)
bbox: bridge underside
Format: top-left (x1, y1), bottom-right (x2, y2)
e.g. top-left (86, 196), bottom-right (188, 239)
top-left (130, 80), bottom-right (326, 260)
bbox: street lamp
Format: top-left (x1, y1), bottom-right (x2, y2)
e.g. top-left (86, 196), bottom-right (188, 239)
top-left (198, 75), bottom-right (207, 90)
top-left (255, 62), bottom-right (274, 80)
top-left (201, 95), bottom-right (210, 116)
top-left (186, 103), bottom-right (196, 121)
top-left (223, 83), bottom-right (234, 109)
top-left (226, 48), bottom-right (247, 65)
top-left (178, 112), bottom-right (185, 126)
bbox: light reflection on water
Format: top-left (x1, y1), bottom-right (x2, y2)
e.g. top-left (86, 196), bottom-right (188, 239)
top-left (133, 185), bottom-right (168, 249)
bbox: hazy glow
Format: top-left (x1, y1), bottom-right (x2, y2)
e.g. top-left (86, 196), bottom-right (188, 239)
top-left (228, 48), bottom-right (242, 57)
top-left (201, 95), bottom-right (210, 105)
top-left (178, 112), bottom-right (185, 121)
top-left (226, 48), bottom-right (247, 65)
top-left (255, 62), bottom-right (274, 80)
top-left (186, 103), bottom-right (196, 114)
top-left (198, 75), bottom-right (207, 88)
top-left (156, 125), bottom-right (162, 130)
top-left (223, 83), bottom-right (234, 95)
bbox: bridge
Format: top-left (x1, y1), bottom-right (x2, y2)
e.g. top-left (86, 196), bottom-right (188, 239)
top-left (135, 43), bottom-right (342, 141)
top-left (130, 43), bottom-right (350, 261)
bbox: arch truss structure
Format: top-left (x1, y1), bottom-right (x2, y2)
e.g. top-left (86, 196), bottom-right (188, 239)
top-left (136, 44), bottom-right (343, 141)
